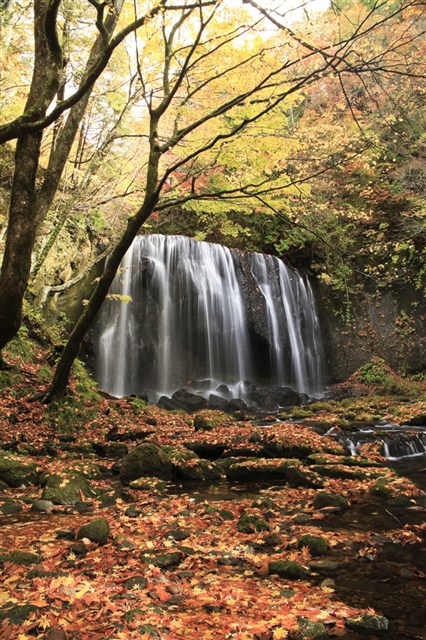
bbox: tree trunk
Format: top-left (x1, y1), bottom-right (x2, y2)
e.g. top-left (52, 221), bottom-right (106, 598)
top-left (0, 133), bottom-right (43, 353)
top-left (44, 116), bottom-right (162, 400)
top-left (44, 198), bottom-right (158, 400)
top-left (0, 1), bottom-right (125, 357)
top-left (0, 0), bottom-right (61, 355)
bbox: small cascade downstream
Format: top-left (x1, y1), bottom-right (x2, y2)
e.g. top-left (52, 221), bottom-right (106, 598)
top-left (326, 423), bottom-right (426, 461)
top-left (93, 234), bottom-right (324, 404)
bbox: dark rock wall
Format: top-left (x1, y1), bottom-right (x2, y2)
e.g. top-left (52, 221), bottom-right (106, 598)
top-left (315, 281), bottom-right (426, 382)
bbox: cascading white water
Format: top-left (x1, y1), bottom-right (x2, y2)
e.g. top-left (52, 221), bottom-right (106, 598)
top-left (250, 252), bottom-right (323, 394)
top-left (94, 234), bottom-right (324, 402)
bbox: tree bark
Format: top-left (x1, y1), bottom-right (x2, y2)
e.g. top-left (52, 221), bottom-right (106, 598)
top-left (0, 0), bottom-right (125, 356)
top-left (0, 0), bottom-right (61, 354)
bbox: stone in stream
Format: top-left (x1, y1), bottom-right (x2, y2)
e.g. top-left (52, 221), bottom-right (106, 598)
top-left (297, 534), bottom-right (328, 557)
top-left (345, 612), bottom-right (389, 635)
top-left (312, 491), bottom-right (349, 511)
top-left (289, 617), bottom-right (328, 639)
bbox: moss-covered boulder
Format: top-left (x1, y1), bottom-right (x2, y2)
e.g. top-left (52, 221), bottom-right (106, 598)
top-left (284, 465), bottom-right (324, 488)
top-left (346, 612), bottom-right (389, 635)
top-left (140, 550), bottom-right (184, 568)
top-left (0, 453), bottom-right (38, 487)
top-left (297, 534), bottom-right (328, 557)
top-left (290, 617), bottom-right (328, 639)
top-left (370, 478), bottom-right (394, 498)
top-left (41, 472), bottom-right (97, 505)
top-left (0, 498), bottom-right (22, 515)
top-left (312, 492), bottom-right (349, 511)
top-left (311, 464), bottom-right (372, 480)
top-left (77, 518), bottom-right (110, 545)
top-left (119, 442), bottom-right (173, 484)
top-left (268, 560), bottom-right (308, 580)
top-left (163, 445), bottom-right (222, 481)
top-left (193, 414), bottom-right (215, 431)
top-left (237, 513), bottom-right (270, 534)
top-left (226, 458), bottom-right (299, 481)
top-left (8, 550), bottom-right (41, 565)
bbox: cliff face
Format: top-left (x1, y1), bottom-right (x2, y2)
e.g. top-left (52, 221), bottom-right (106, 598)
top-left (315, 281), bottom-right (426, 382)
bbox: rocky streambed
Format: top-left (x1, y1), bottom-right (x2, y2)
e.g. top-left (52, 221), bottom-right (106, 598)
top-left (1, 406), bottom-right (425, 640)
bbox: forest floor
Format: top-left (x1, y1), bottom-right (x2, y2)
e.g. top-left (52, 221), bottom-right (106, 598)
top-left (0, 339), bottom-right (425, 640)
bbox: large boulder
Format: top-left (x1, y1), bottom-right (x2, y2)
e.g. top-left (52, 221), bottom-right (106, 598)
top-left (41, 473), bottom-right (96, 505)
top-left (171, 388), bottom-right (208, 412)
top-left (0, 452), bottom-right (39, 487)
top-left (119, 442), bottom-right (173, 484)
top-left (163, 445), bottom-right (222, 481)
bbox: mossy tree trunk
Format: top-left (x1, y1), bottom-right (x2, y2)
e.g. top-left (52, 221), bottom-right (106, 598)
top-left (0, 0), bottom-right (125, 362)
top-left (0, 0), bottom-right (62, 360)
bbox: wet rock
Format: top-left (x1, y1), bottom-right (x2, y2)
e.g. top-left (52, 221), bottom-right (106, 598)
top-left (387, 494), bottom-right (412, 507)
top-left (41, 472), bottom-right (97, 505)
top-left (119, 442), bottom-right (173, 484)
top-left (184, 441), bottom-right (227, 459)
top-left (208, 394), bottom-right (229, 411)
top-left (370, 478), bottom-right (393, 498)
top-left (268, 560), bottom-right (308, 579)
top-left (171, 388), bottom-right (208, 412)
top-left (77, 517), bottom-right (110, 545)
top-left (311, 464), bottom-right (370, 480)
top-left (309, 559), bottom-right (339, 573)
top-left (289, 617), bottom-right (328, 639)
top-left (297, 534), bottom-right (328, 557)
top-left (237, 513), bottom-right (270, 533)
top-left (226, 458), bottom-right (298, 481)
top-left (163, 445), bottom-right (222, 481)
top-left (74, 501), bottom-right (93, 514)
top-left (167, 528), bottom-right (191, 541)
top-left (285, 465), bottom-right (324, 488)
top-left (228, 398), bottom-right (247, 412)
top-left (157, 396), bottom-right (180, 411)
top-left (0, 453), bottom-right (39, 487)
top-left (405, 413), bottom-right (426, 426)
top-left (0, 498), bottom-right (22, 514)
top-left (345, 612), bottom-right (389, 635)
top-left (312, 492), bottom-right (349, 511)
top-left (31, 499), bottom-right (54, 513)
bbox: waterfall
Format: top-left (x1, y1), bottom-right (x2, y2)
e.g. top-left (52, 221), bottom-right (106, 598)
top-left (94, 234), bottom-right (324, 403)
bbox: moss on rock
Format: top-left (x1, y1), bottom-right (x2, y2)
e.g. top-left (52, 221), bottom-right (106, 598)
top-left (268, 560), bottom-right (308, 579)
top-left (297, 534), bottom-right (328, 557)
top-left (77, 517), bottom-right (110, 544)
